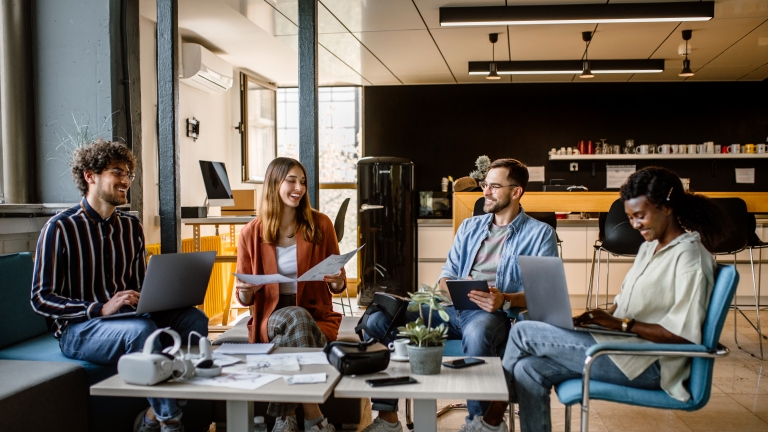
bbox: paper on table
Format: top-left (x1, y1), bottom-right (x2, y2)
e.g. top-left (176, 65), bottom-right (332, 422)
top-left (212, 353), bottom-right (242, 367)
top-left (284, 373), bottom-right (327, 385)
top-left (296, 245), bottom-right (365, 282)
top-left (233, 245), bottom-right (364, 285)
top-left (249, 352), bottom-right (330, 366)
top-left (186, 372), bottom-right (281, 390)
top-left (247, 355), bottom-right (300, 372)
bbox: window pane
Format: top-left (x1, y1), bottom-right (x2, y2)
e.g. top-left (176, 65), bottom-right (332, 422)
top-left (319, 189), bottom-right (358, 279)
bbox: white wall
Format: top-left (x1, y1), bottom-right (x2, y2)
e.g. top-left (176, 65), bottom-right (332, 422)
top-left (139, 15), bottom-right (261, 245)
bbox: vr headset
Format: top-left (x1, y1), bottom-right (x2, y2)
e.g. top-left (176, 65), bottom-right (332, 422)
top-left (324, 292), bottom-right (409, 376)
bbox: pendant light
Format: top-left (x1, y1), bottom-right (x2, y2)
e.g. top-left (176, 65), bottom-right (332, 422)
top-left (580, 31), bottom-right (594, 79)
top-left (487, 33), bottom-right (501, 80)
top-left (679, 30), bottom-right (694, 77)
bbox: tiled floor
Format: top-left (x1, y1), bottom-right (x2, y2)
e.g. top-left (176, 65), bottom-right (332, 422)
top-left (334, 298), bottom-right (768, 432)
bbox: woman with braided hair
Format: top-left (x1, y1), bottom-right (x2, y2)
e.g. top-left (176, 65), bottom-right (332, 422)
top-left (459, 166), bottom-right (729, 432)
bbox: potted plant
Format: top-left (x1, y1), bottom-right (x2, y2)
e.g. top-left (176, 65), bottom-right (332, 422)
top-left (397, 283), bottom-right (450, 375)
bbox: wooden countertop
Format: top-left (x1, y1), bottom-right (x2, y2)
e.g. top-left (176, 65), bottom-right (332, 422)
top-left (453, 191), bottom-right (768, 233)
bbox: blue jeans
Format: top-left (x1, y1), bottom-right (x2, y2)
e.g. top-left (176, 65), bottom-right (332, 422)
top-left (59, 307), bottom-right (209, 422)
top-left (366, 305), bottom-right (510, 417)
top-left (503, 321), bottom-right (661, 432)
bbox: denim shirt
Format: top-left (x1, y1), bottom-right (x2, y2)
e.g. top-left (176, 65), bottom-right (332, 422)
top-left (439, 207), bottom-right (559, 294)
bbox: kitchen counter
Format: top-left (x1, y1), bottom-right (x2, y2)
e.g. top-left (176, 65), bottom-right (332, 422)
top-left (453, 192), bottom-right (768, 233)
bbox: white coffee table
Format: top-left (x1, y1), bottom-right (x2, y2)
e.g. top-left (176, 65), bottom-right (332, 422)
top-left (90, 348), bottom-right (340, 432)
top-left (333, 357), bottom-right (508, 432)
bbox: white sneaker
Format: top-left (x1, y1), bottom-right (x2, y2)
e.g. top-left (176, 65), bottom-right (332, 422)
top-left (360, 417), bottom-right (403, 432)
top-left (458, 416), bottom-right (506, 432)
top-left (272, 416), bottom-right (298, 432)
top-left (305, 418), bottom-right (336, 432)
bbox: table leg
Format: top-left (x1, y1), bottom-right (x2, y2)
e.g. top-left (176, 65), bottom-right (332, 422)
top-left (227, 400), bottom-right (254, 432)
top-left (413, 399), bottom-right (437, 432)
top-left (230, 224), bottom-right (236, 248)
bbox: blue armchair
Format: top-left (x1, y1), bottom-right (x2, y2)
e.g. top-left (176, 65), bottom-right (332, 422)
top-left (555, 264), bottom-right (739, 432)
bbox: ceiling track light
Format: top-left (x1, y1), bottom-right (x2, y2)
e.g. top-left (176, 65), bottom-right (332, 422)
top-left (440, 2), bottom-right (714, 26)
top-left (580, 31), bottom-right (594, 79)
top-left (487, 33), bottom-right (501, 80)
top-left (679, 29), bottom-right (694, 77)
top-left (468, 59), bottom-right (665, 75)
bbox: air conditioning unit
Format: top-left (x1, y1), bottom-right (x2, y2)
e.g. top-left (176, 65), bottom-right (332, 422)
top-left (181, 43), bottom-right (234, 94)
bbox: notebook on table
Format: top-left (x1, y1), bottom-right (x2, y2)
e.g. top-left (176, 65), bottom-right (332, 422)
top-left (98, 251), bottom-right (216, 319)
top-left (517, 255), bottom-right (637, 337)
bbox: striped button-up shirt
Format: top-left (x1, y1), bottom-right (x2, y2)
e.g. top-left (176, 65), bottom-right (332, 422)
top-left (31, 198), bottom-right (146, 338)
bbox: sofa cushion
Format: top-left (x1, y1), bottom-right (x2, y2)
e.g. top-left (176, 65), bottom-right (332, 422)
top-left (0, 333), bottom-right (116, 385)
top-left (0, 252), bottom-right (48, 349)
top-left (0, 360), bottom-right (88, 432)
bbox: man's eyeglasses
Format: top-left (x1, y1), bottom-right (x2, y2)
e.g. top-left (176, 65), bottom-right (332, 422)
top-left (479, 181), bottom-right (519, 193)
top-left (107, 168), bottom-right (135, 182)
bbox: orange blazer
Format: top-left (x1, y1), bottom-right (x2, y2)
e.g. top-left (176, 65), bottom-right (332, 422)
top-left (236, 211), bottom-right (343, 343)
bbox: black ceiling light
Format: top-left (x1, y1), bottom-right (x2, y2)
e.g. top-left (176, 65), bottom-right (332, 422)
top-left (487, 33), bottom-right (501, 80)
top-left (580, 31), bottom-right (594, 79)
top-left (440, 2), bottom-right (714, 26)
top-left (468, 59), bottom-right (665, 75)
top-left (679, 29), bottom-right (694, 77)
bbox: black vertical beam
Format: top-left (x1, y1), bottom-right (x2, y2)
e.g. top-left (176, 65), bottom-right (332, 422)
top-left (156, 0), bottom-right (180, 253)
top-left (298, 0), bottom-right (319, 209)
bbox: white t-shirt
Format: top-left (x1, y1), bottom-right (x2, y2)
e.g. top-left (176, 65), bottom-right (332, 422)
top-left (592, 231), bottom-right (715, 402)
top-left (276, 244), bottom-right (298, 294)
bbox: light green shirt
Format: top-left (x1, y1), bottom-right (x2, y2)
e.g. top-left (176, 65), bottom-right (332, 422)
top-left (592, 231), bottom-right (715, 402)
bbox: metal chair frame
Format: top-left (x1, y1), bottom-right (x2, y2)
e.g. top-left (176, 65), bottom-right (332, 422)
top-left (331, 197), bottom-right (353, 316)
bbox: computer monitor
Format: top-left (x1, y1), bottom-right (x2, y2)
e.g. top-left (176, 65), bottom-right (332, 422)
top-left (199, 160), bottom-right (235, 207)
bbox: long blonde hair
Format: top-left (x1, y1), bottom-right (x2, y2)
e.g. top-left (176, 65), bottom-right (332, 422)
top-left (259, 157), bottom-right (323, 244)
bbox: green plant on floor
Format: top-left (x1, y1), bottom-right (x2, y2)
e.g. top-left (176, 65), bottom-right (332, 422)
top-left (397, 282), bottom-right (450, 347)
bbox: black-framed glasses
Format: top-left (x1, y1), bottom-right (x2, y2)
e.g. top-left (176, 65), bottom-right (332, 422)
top-left (479, 181), bottom-right (519, 193)
top-left (107, 167), bottom-right (135, 182)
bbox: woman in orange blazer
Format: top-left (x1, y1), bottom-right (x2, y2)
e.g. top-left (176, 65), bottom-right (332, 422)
top-left (236, 157), bottom-right (345, 432)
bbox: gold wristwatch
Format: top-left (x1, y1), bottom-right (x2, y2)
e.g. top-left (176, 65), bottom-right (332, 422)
top-left (621, 318), bottom-right (634, 332)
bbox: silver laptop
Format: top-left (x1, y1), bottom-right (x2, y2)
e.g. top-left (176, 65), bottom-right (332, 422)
top-left (517, 255), bottom-right (636, 337)
top-left (99, 251), bottom-right (216, 319)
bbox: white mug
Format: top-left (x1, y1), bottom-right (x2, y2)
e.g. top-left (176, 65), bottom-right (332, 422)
top-left (678, 145), bottom-right (687, 154)
top-left (392, 339), bottom-right (409, 358)
top-left (696, 144), bottom-right (704, 154)
top-left (659, 144), bottom-right (670, 154)
top-left (758, 143), bottom-right (766, 154)
top-left (573, 149), bottom-right (580, 155)
top-left (731, 144), bottom-right (741, 154)
top-left (714, 145), bottom-right (722, 153)
top-left (704, 141), bottom-right (714, 154)
top-left (566, 147), bottom-right (573, 155)
top-left (687, 144), bottom-right (697, 154)
top-left (550, 147), bottom-right (557, 155)
top-left (634, 144), bottom-right (649, 155)
top-left (680, 178), bottom-right (690, 192)
top-left (670, 144), bottom-right (679, 154)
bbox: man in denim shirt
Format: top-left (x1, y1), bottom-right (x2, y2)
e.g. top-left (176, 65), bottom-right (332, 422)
top-left (359, 159), bottom-right (559, 432)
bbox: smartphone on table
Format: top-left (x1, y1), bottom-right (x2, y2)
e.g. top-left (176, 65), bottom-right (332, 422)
top-left (365, 376), bottom-right (418, 387)
top-left (442, 357), bottom-right (486, 369)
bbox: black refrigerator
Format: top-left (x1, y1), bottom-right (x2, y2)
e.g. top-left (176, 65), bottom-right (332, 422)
top-left (357, 157), bottom-right (415, 306)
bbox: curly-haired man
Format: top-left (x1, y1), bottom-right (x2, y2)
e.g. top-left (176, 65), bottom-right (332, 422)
top-left (31, 139), bottom-right (207, 432)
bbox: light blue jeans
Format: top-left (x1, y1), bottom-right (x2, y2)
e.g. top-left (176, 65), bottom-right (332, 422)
top-left (366, 304), bottom-right (510, 417)
top-left (59, 307), bottom-right (209, 422)
top-left (503, 321), bottom-right (661, 432)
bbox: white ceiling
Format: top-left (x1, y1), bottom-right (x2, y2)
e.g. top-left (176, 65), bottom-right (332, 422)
top-left (158, 0), bottom-right (768, 86)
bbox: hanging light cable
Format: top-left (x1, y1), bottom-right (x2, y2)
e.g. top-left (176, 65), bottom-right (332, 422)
top-left (487, 33), bottom-right (501, 80)
top-left (580, 31), bottom-right (594, 78)
top-left (679, 30), bottom-right (694, 77)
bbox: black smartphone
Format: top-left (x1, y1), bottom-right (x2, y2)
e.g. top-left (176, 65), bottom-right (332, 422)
top-left (442, 357), bottom-right (486, 369)
top-left (365, 376), bottom-right (418, 387)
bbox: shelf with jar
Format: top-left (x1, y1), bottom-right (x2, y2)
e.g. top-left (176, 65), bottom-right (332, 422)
top-left (551, 142), bottom-right (767, 160)
top-left (549, 153), bottom-right (768, 160)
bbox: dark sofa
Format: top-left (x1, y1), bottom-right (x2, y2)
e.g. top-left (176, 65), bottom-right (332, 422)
top-left (0, 252), bottom-right (212, 432)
